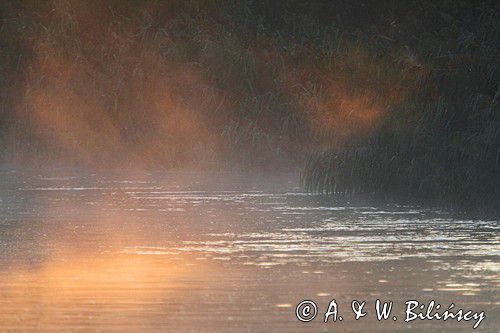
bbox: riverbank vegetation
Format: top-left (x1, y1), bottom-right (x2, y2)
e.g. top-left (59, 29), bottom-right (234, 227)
top-left (0, 1), bottom-right (498, 215)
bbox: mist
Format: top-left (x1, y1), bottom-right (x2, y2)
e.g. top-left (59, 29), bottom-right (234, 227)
top-left (0, 0), bottom-right (498, 215)
top-left (1, 0), bottom-right (423, 170)
top-left (0, 2), bottom-right (498, 332)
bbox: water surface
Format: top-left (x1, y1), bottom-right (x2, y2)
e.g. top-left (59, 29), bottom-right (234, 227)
top-left (0, 170), bottom-right (498, 331)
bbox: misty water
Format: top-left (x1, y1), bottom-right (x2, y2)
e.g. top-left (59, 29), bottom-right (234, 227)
top-left (0, 169), bottom-right (498, 332)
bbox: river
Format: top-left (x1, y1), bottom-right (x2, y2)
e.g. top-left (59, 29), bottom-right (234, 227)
top-left (0, 169), bottom-right (498, 332)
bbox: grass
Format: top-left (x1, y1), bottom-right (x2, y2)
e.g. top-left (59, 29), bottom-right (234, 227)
top-left (0, 0), bottom-right (498, 215)
top-left (300, 1), bottom-right (499, 217)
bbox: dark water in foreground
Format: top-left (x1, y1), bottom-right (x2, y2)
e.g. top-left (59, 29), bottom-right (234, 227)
top-left (0, 170), bottom-right (498, 332)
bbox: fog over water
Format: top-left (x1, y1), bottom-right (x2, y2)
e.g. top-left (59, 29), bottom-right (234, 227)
top-left (0, 1), bottom-right (498, 331)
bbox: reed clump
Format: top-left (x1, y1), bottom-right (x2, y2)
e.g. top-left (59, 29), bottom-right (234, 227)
top-left (300, 1), bottom-right (499, 216)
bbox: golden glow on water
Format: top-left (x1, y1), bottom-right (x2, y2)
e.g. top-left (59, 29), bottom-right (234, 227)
top-left (0, 252), bottom-right (204, 330)
top-left (2, 254), bottom-right (191, 291)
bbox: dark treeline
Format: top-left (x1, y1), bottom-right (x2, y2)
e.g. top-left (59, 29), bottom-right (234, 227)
top-left (0, 1), bottom-right (498, 216)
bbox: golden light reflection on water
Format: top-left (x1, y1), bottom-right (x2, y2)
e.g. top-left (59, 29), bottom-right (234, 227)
top-left (0, 193), bottom-right (205, 331)
top-left (0, 252), bottom-right (202, 330)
